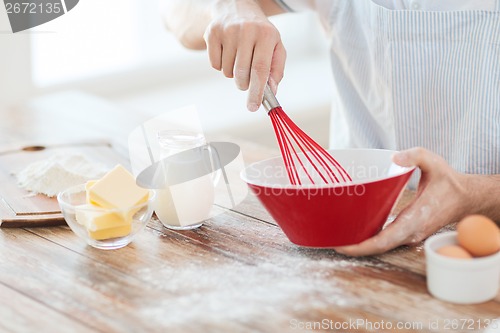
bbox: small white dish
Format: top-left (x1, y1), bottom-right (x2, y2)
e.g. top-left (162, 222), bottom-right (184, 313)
top-left (425, 231), bottom-right (500, 304)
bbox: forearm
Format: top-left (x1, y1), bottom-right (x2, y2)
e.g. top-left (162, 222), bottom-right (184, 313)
top-left (160, 0), bottom-right (285, 50)
top-left (465, 174), bottom-right (500, 223)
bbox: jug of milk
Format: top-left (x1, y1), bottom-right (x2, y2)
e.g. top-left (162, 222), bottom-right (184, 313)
top-left (154, 130), bottom-right (219, 230)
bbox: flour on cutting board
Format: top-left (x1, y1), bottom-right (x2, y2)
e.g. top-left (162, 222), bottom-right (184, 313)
top-left (15, 153), bottom-right (108, 197)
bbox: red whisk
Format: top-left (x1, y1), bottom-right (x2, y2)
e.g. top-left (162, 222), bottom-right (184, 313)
top-left (262, 84), bottom-right (352, 186)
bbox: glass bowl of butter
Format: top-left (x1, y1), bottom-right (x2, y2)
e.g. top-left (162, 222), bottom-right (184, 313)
top-left (57, 165), bottom-right (156, 250)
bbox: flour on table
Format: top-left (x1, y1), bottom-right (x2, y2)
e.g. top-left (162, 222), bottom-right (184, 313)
top-left (15, 154), bottom-right (108, 197)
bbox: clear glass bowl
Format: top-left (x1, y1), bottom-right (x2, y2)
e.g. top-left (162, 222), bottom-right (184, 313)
top-left (57, 184), bottom-right (156, 250)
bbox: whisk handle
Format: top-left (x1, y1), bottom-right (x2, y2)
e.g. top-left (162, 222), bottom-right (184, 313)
top-left (262, 83), bottom-right (280, 113)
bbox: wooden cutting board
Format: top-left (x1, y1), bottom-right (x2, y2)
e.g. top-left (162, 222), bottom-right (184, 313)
top-left (0, 141), bottom-right (129, 227)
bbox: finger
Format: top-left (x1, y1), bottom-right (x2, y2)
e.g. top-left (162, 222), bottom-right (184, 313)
top-left (247, 42), bottom-right (274, 112)
top-left (221, 42), bottom-right (237, 78)
top-left (233, 42), bottom-right (255, 91)
top-left (333, 223), bottom-right (409, 257)
top-left (268, 41), bottom-right (286, 94)
top-left (204, 29), bottom-right (222, 71)
top-left (334, 202), bottom-right (422, 256)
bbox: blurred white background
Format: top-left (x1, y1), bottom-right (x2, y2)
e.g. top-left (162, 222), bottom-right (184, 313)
top-left (0, 0), bottom-right (333, 147)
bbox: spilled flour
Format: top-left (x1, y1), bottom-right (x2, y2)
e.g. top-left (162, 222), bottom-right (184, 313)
top-left (132, 246), bottom-right (382, 332)
top-left (16, 154), bottom-right (107, 197)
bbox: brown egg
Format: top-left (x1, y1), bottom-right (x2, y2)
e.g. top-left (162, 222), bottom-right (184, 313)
top-left (457, 215), bottom-right (500, 257)
top-left (436, 245), bottom-right (473, 259)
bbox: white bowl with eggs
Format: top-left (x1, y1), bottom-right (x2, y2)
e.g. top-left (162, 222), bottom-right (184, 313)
top-left (425, 215), bottom-right (500, 304)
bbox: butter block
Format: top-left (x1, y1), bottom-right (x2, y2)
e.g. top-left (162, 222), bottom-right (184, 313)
top-left (85, 180), bottom-right (97, 191)
top-left (85, 180), bottom-right (97, 204)
top-left (88, 225), bottom-right (132, 241)
top-left (88, 165), bottom-right (149, 210)
top-left (76, 205), bottom-right (132, 231)
top-left (75, 205), bottom-right (132, 240)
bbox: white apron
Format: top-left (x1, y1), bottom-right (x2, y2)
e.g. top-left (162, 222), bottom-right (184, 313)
top-left (323, 1), bottom-right (500, 176)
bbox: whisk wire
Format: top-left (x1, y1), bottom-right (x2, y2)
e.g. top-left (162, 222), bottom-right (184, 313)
top-left (279, 110), bottom-right (352, 183)
top-left (274, 108), bottom-right (328, 184)
top-left (274, 111), bottom-right (316, 184)
top-left (278, 110), bottom-right (339, 184)
top-left (270, 111), bottom-right (301, 184)
top-left (263, 83), bottom-right (352, 186)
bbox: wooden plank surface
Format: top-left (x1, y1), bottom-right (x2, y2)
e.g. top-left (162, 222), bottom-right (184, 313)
top-left (16, 205), bottom-right (500, 332)
top-left (0, 141), bottom-right (128, 227)
top-left (0, 282), bottom-right (95, 333)
top-left (0, 97), bottom-right (498, 333)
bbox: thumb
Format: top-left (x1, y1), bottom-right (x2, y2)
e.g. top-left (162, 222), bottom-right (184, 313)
top-left (392, 147), bottom-right (440, 173)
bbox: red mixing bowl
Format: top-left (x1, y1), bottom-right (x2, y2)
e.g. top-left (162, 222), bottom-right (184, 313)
top-left (241, 149), bottom-right (415, 247)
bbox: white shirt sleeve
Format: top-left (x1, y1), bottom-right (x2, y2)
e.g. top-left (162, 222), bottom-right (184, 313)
top-left (274, 0), bottom-right (316, 12)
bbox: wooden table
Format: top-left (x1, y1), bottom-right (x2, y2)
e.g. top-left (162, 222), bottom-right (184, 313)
top-left (0, 93), bottom-right (499, 333)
